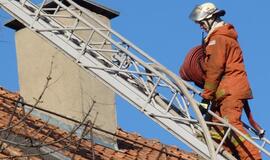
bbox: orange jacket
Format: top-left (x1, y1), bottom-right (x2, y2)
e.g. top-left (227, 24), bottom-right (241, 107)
top-left (201, 24), bottom-right (253, 101)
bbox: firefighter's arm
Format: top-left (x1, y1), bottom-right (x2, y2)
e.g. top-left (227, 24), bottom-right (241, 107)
top-left (201, 36), bottom-right (226, 100)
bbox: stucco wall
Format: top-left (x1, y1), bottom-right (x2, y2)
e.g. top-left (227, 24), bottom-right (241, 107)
top-left (15, 5), bottom-right (117, 148)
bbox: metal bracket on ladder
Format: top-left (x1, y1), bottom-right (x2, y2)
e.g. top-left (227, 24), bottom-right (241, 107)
top-left (0, 0), bottom-right (269, 159)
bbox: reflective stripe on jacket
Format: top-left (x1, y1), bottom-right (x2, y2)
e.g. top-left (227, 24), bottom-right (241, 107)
top-left (201, 24), bottom-right (253, 100)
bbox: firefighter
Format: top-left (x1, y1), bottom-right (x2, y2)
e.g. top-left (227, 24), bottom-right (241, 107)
top-left (189, 2), bottom-right (262, 160)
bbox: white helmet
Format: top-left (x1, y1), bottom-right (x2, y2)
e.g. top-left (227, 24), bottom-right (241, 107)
top-left (189, 2), bottom-right (225, 22)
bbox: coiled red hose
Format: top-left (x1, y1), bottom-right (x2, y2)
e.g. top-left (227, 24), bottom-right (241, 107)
top-left (179, 45), bottom-right (205, 88)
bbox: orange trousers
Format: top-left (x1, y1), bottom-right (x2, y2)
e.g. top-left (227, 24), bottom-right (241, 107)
top-left (209, 96), bottom-right (262, 160)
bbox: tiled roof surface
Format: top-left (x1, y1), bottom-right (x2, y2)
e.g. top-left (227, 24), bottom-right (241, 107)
top-left (0, 87), bottom-right (199, 160)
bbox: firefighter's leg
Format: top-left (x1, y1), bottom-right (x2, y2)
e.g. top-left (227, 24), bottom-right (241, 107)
top-left (209, 103), bottom-right (240, 158)
top-left (220, 97), bottom-right (261, 160)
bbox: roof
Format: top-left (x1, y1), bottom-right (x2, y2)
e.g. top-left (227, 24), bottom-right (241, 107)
top-left (0, 87), bottom-right (199, 160)
top-left (5, 0), bottom-right (119, 31)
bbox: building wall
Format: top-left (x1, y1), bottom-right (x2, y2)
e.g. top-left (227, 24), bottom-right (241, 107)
top-left (15, 5), bottom-right (117, 148)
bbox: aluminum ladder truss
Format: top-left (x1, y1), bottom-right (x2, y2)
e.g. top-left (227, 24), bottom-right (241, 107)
top-left (0, 0), bottom-right (269, 159)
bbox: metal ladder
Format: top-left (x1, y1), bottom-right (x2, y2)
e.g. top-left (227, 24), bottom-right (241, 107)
top-left (0, 0), bottom-right (269, 159)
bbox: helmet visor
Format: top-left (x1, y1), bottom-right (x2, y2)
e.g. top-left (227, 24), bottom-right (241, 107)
top-left (189, 5), bottom-right (216, 22)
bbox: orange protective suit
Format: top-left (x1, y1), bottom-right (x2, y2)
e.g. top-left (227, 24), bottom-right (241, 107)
top-left (202, 24), bottom-right (252, 101)
top-left (202, 24), bottom-right (261, 160)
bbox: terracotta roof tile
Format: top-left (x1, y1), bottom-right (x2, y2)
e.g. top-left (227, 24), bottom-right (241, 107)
top-left (0, 87), bottom-right (199, 160)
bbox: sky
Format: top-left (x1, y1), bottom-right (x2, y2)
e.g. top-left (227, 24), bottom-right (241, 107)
top-left (0, 0), bottom-right (270, 159)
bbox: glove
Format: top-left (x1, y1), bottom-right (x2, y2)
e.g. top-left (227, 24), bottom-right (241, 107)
top-left (258, 129), bottom-right (265, 139)
top-left (199, 99), bottom-right (210, 115)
